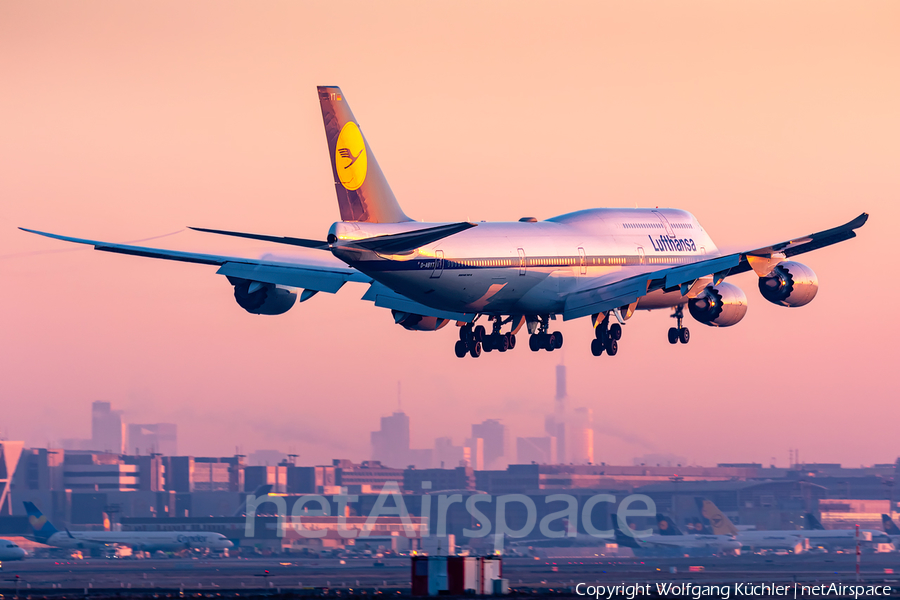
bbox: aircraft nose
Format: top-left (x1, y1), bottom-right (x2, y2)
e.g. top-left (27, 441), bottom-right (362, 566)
top-left (223, 540), bottom-right (234, 548)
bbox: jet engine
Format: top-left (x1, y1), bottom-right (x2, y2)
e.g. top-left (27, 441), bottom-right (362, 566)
top-left (232, 279), bottom-right (296, 315)
top-left (758, 261), bottom-right (818, 307)
top-left (391, 310), bottom-right (450, 331)
top-left (688, 282), bottom-right (748, 327)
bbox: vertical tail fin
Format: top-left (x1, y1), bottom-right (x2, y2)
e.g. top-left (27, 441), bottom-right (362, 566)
top-left (610, 515), bottom-right (641, 548)
top-left (24, 501), bottom-right (58, 543)
top-left (805, 512), bottom-right (825, 530)
top-left (882, 514), bottom-right (900, 535)
top-left (655, 514), bottom-right (684, 536)
top-left (318, 86), bottom-right (412, 224)
top-left (694, 498), bottom-right (740, 536)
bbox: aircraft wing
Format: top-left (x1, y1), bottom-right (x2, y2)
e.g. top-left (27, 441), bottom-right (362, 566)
top-left (19, 228), bottom-right (371, 294)
top-left (563, 213), bottom-right (868, 321)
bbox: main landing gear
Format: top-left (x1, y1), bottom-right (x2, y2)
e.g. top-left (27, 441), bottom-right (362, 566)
top-left (455, 318), bottom-right (519, 358)
top-left (590, 314), bottom-right (621, 357)
top-left (668, 305), bottom-right (690, 345)
top-left (529, 315), bottom-right (563, 352)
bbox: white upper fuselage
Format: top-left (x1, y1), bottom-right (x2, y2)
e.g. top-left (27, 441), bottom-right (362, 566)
top-left (44, 530), bottom-right (233, 552)
top-left (329, 208), bottom-right (718, 316)
top-left (0, 539), bottom-right (27, 560)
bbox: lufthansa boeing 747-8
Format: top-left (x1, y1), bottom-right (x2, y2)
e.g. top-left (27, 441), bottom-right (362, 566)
top-left (21, 86), bottom-right (868, 358)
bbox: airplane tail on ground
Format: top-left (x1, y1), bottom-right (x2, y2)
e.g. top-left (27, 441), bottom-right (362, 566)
top-left (318, 86), bottom-right (412, 224)
top-left (656, 514), bottom-right (684, 536)
top-left (695, 498), bottom-right (740, 536)
top-left (610, 515), bottom-right (641, 549)
top-left (24, 501), bottom-right (58, 543)
top-left (805, 512), bottom-right (825, 530)
top-left (882, 514), bottom-right (900, 535)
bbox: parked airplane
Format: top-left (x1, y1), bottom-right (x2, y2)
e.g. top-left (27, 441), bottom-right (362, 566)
top-left (881, 514), bottom-right (900, 545)
top-left (611, 514), bottom-right (741, 556)
top-left (20, 86), bottom-right (868, 358)
top-left (697, 499), bottom-right (867, 552)
top-left (24, 502), bottom-right (233, 552)
top-left (0, 539), bottom-right (27, 560)
top-left (805, 512), bottom-right (892, 547)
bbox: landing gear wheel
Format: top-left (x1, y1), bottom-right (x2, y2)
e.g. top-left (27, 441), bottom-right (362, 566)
top-left (544, 333), bottom-right (556, 351)
top-left (506, 333), bottom-right (516, 350)
top-left (551, 331), bottom-right (564, 349)
top-left (591, 339), bottom-right (604, 356)
top-left (483, 335), bottom-right (494, 352)
top-left (606, 339), bottom-right (618, 356)
top-left (459, 326), bottom-right (472, 342)
top-left (498, 335), bottom-right (509, 352)
top-left (469, 341), bottom-right (482, 358)
top-left (454, 340), bottom-right (468, 358)
top-left (610, 323), bottom-right (622, 341)
top-left (473, 325), bottom-right (486, 343)
top-left (679, 327), bottom-right (690, 344)
top-left (667, 328), bottom-right (679, 344)
top-left (529, 335), bottom-right (541, 352)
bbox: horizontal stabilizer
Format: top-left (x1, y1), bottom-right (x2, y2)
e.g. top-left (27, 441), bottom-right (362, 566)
top-left (189, 227), bottom-right (329, 249)
top-left (346, 222), bottom-right (476, 254)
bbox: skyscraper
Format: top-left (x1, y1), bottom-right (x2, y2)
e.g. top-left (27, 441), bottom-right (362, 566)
top-left (91, 401), bottom-right (124, 453)
top-left (471, 419), bottom-right (507, 470)
top-left (370, 411), bottom-right (410, 468)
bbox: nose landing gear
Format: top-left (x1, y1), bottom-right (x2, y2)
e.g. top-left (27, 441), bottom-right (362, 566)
top-left (668, 305), bottom-right (690, 345)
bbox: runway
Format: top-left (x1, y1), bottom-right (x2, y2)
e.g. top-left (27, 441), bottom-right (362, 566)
top-left (2, 554), bottom-right (900, 595)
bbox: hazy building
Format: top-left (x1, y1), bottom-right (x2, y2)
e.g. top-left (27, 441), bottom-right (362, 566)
top-left (545, 365), bottom-right (568, 463)
top-left (127, 423), bottom-right (177, 456)
top-left (371, 411), bottom-right (410, 468)
top-left (434, 437), bottom-right (467, 469)
top-left (568, 407), bottom-right (594, 465)
top-left (471, 419), bottom-right (507, 470)
top-left (91, 401), bottom-right (124, 454)
top-left (248, 449), bottom-right (286, 466)
top-left (517, 436), bottom-right (556, 464)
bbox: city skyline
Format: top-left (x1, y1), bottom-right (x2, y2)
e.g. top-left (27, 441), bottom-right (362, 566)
top-left (2, 2), bottom-right (898, 467)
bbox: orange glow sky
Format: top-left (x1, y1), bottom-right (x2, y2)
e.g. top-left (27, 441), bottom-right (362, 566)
top-left (2, 1), bottom-right (898, 467)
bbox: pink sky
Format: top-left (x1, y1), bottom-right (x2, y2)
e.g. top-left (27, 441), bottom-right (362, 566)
top-left (2, 1), bottom-right (898, 467)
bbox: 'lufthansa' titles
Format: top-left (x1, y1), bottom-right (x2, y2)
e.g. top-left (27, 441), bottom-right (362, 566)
top-left (649, 234), bottom-right (696, 252)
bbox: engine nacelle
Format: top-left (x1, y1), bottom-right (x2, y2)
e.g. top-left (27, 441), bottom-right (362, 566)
top-left (391, 310), bottom-right (450, 331)
top-left (688, 282), bottom-right (748, 327)
top-left (232, 280), bottom-right (296, 315)
top-left (758, 261), bottom-right (818, 307)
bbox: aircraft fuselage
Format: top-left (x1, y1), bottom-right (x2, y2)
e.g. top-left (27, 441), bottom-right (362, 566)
top-left (331, 207), bottom-right (719, 316)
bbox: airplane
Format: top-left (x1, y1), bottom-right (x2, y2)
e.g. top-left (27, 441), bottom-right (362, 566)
top-left (0, 539), bottom-right (27, 560)
top-left (20, 86), bottom-right (869, 358)
top-left (697, 499), bottom-right (874, 552)
top-left (881, 514), bottom-right (900, 545)
top-left (611, 514), bottom-right (741, 556)
top-left (24, 501), bottom-right (233, 553)
top-left (804, 511), bottom-right (892, 547)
